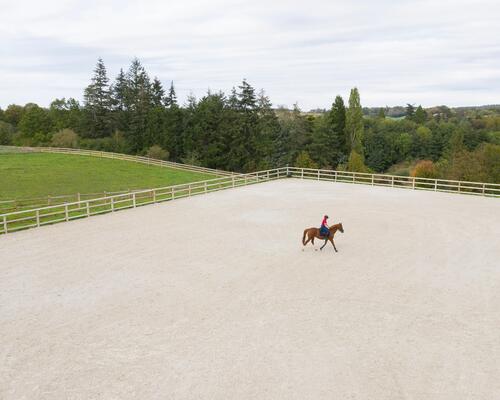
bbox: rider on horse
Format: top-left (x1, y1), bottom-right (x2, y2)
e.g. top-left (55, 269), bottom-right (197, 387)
top-left (320, 215), bottom-right (330, 238)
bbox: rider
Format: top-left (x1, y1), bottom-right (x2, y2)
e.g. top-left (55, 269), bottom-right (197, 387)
top-left (320, 215), bottom-right (330, 238)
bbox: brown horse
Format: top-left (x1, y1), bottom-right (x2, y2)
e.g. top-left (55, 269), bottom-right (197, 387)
top-left (302, 223), bottom-right (344, 251)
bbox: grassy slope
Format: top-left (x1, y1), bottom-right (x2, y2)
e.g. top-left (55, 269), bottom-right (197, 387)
top-left (0, 153), bottom-right (215, 200)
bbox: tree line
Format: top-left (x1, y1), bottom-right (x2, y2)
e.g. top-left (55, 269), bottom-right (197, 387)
top-left (0, 58), bottom-right (499, 182)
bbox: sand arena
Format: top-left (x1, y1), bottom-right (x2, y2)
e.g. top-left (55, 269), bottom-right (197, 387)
top-left (1, 179), bottom-right (499, 399)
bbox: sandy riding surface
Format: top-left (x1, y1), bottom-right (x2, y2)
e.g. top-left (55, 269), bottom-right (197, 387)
top-left (1, 179), bottom-right (500, 399)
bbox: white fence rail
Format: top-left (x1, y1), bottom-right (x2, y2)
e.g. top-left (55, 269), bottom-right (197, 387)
top-left (1, 166), bottom-right (498, 234)
top-left (0, 168), bottom-right (286, 234)
top-left (288, 167), bottom-right (500, 197)
top-left (0, 146), bottom-right (234, 176)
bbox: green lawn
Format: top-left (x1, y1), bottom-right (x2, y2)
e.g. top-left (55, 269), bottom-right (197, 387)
top-left (0, 153), bottom-right (215, 201)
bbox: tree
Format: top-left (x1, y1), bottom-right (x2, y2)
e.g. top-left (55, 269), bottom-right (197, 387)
top-left (295, 151), bottom-right (318, 169)
top-left (125, 58), bottom-right (153, 152)
top-left (4, 104), bottom-right (24, 126)
top-left (414, 105), bottom-right (427, 124)
top-left (347, 150), bottom-right (370, 172)
top-left (18, 104), bottom-right (52, 137)
top-left (51, 129), bottom-right (79, 148)
top-left (151, 77), bottom-right (165, 107)
top-left (377, 107), bottom-right (386, 119)
top-left (0, 121), bottom-right (15, 145)
top-left (345, 88), bottom-right (364, 155)
top-left (411, 160), bottom-right (438, 179)
top-left (405, 103), bottom-right (415, 120)
top-left (165, 81), bottom-right (177, 108)
top-left (330, 95), bottom-right (347, 160)
top-left (146, 144), bottom-right (169, 160)
top-left (84, 58), bottom-right (112, 138)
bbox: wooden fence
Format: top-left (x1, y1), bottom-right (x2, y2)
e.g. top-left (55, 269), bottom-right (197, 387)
top-left (1, 166), bottom-right (498, 235)
top-left (0, 146), bottom-right (234, 176)
top-left (288, 167), bottom-right (500, 197)
top-left (0, 168), bottom-right (286, 234)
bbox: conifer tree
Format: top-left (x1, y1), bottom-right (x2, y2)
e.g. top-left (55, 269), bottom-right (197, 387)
top-left (83, 58), bottom-right (112, 137)
top-left (151, 77), bottom-right (165, 107)
top-left (414, 105), bottom-right (427, 124)
top-left (165, 81), bottom-right (177, 108)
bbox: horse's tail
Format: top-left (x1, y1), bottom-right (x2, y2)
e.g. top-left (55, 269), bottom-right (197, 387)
top-left (302, 229), bottom-right (308, 245)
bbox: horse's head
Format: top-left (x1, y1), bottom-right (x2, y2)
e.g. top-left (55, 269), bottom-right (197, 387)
top-left (336, 222), bottom-right (344, 233)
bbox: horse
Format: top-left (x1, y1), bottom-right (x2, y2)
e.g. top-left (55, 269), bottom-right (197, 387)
top-left (302, 222), bottom-right (344, 251)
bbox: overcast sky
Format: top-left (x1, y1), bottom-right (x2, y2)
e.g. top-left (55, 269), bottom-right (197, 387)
top-left (1, 0), bottom-right (499, 110)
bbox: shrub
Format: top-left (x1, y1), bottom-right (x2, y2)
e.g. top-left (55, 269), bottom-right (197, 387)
top-left (347, 150), bottom-right (370, 173)
top-left (0, 121), bottom-right (15, 145)
top-left (182, 151), bottom-right (201, 166)
top-left (295, 151), bottom-right (318, 169)
top-left (411, 160), bottom-right (438, 179)
top-left (51, 129), bottom-right (79, 148)
top-left (146, 145), bottom-right (169, 160)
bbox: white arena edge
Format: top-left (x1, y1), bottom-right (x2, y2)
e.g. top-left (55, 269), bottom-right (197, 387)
top-left (1, 179), bottom-right (499, 399)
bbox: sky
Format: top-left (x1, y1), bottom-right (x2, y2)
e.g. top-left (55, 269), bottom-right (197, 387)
top-left (1, 0), bottom-right (499, 110)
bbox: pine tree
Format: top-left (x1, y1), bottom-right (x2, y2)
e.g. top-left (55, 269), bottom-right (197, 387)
top-left (151, 77), bottom-right (165, 107)
top-left (111, 69), bottom-right (127, 111)
top-left (83, 58), bottom-right (112, 137)
top-left (405, 103), bottom-right (416, 120)
top-left (256, 89), bottom-right (279, 168)
top-left (165, 81), bottom-right (177, 108)
top-left (414, 105), bottom-right (427, 125)
top-left (234, 79), bottom-right (259, 170)
top-left (125, 58), bottom-right (152, 152)
top-left (345, 88), bottom-right (364, 156)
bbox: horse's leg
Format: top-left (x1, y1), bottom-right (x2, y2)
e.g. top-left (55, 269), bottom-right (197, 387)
top-left (330, 237), bottom-right (338, 252)
top-left (320, 238), bottom-right (328, 250)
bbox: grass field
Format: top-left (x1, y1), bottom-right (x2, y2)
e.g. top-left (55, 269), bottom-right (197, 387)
top-left (0, 153), bottom-right (215, 201)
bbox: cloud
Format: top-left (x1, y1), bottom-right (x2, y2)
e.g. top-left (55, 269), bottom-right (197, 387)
top-left (1, 0), bottom-right (499, 109)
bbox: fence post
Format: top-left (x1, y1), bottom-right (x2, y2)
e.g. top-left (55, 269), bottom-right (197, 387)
top-left (111, 197), bottom-right (114, 211)
top-left (86, 201), bottom-right (90, 217)
top-left (267, 171), bottom-right (270, 180)
top-left (189, 185), bottom-right (192, 196)
top-left (334, 171), bottom-right (337, 182)
top-left (434, 180), bottom-right (437, 191)
top-left (77, 193), bottom-right (81, 202)
top-left (133, 192), bottom-right (137, 207)
top-left (371, 174), bottom-right (374, 186)
top-left (391, 176), bottom-right (394, 187)
top-left (204, 182), bottom-right (207, 193)
top-left (3, 215), bottom-right (7, 234)
top-left (232, 176), bottom-right (235, 187)
top-left (412, 177), bottom-right (415, 190)
top-left (301, 169), bottom-right (304, 179)
top-left (65, 205), bottom-right (69, 221)
top-left (171, 188), bottom-right (175, 200)
top-left (482, 183), bottom-right (486, 196)
top-left (153, 189), bottom-right (156, 203)
top-left (458, 181), bottom-right (461, 193)
top-left (317, 170), bottom-right (320, 180)
top-left (36, 210), bottom-right (40, 227)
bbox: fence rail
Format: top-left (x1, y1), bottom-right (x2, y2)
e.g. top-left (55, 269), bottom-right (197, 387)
top-left (288, 167), bottom-right (500, 197)
top-left (0, 168), bottom-right (286, 234)
top-left (1, 166), bottom-right (498, 235)
top-left (0, 146), bottom-right (234, 176)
